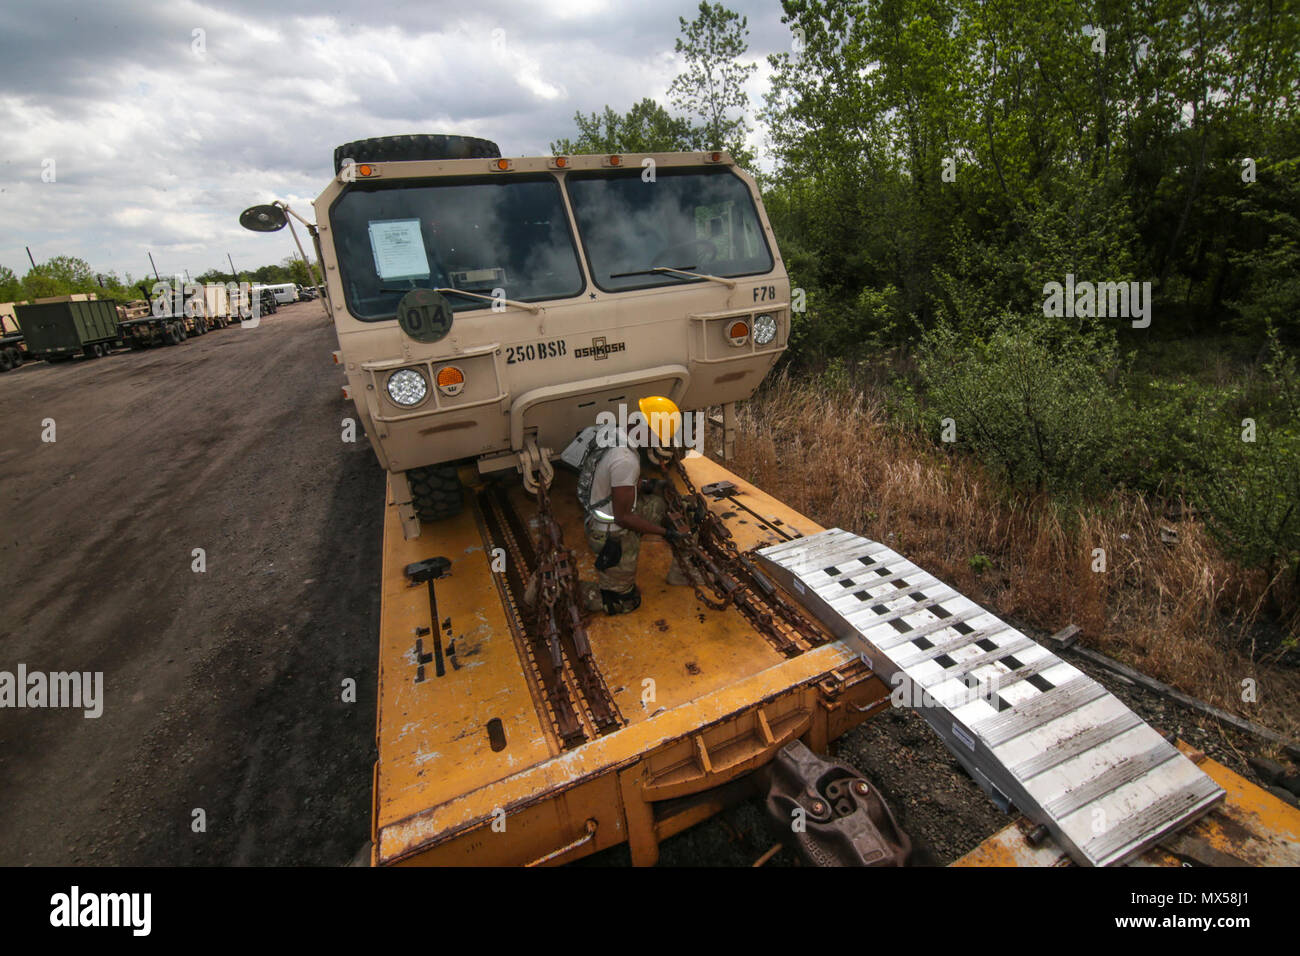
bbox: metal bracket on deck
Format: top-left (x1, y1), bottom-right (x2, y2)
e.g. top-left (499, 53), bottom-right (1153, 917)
top-left (390, 470), bottom-right (422, 540)
top-left (760, 740), bottom-right (911, 866)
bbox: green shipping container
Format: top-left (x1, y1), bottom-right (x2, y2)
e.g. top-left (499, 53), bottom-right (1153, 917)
top-left (15, 299), bottom-right (119, 358)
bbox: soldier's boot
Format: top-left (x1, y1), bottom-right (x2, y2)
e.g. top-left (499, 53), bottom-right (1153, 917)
top-left (600, 585), bottom-right (642, 615)
top-left (577, 580), bottom-right (604, 613)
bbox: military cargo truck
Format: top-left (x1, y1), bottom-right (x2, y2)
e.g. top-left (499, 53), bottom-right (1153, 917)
top-left (0, 303), bottom-right (25, 371)
top-left (199, 283), bottom-right (235, 329)
top-left (15, 296), bottom-right (120, 362)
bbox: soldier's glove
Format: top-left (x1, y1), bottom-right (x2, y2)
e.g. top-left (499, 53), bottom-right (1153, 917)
top-left (663, 528), bottom-right (685, 545)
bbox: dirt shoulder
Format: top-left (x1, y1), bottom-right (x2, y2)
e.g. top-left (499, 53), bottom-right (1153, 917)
top-left (0, 304), bottom-right (382, 865)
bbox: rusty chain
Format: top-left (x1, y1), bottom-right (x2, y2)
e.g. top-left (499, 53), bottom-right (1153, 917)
top-left (660, 456), bottom-right (828, 656)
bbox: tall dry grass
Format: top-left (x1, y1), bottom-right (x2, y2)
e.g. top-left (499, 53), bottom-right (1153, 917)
top-left (723, 373), bottom-right (1299, 740)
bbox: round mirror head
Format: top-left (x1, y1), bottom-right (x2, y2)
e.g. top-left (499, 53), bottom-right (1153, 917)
top-left (239, 204), bottom-right (288, 232)
top-left (396, 288), bottom-right (454, 343)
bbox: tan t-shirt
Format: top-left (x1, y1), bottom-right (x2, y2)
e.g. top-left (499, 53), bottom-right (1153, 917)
top-left (589, 446), bottom-right (640, 522)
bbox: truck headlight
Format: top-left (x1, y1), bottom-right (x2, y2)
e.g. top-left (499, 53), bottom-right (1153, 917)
top-left (753, 313), bottom-right (777, 345)
top-left (386, 368), bottom-right (428, 406)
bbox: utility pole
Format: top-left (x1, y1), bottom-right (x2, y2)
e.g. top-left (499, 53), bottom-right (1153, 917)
top-left (228, 253), bottom-right (238, 281)
top-left (148, 252), bottom-right (160, 281)
top-left (26, 246), bottom-right (37, 269)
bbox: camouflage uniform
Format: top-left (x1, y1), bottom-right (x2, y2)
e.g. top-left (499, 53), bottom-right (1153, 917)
top-left (577, 493), bottom-right (669, 613)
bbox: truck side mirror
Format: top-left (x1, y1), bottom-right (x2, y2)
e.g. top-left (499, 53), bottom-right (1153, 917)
top-left (239, 204), bottom-right (288, 232)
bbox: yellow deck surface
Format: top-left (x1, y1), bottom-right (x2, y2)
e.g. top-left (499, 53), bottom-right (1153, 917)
top-left (374, 453), bottom-right (838, 861)
top-left (954, 746), bottom-right (1300, 867)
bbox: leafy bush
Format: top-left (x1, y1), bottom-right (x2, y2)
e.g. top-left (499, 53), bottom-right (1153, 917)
top-left (913, 313), bottom-right (1119, 497)
top-left (1189, 334), bottom-right (1300, 581)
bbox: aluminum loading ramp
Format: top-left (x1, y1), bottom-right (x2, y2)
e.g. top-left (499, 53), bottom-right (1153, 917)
top-left (755, 528), bottom-right (1225, 867)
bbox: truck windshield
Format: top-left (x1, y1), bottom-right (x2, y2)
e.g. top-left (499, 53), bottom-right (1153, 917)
top-left (330, 174), bottom-right (585, 320)
top-left (565, 167), bottom-right (773, 292)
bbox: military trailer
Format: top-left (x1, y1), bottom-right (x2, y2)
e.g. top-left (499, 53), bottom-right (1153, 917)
top-left (15, 296), bottom-right (120, 362)
top-left (240, 134), bottom-right (1298, 868)
top-left (116, 297), bottom-right (189, 349)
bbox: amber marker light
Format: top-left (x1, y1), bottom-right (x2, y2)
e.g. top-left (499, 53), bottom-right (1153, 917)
top-left (436, 365), bottom-right (466, 396)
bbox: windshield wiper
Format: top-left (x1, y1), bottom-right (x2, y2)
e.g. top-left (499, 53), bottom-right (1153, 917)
top-left (609, 264), bottom-right (697, 280)
top-left (381, 286), bottom-right (541, 314)
top-left (607, 265), bottom-right (737, 289)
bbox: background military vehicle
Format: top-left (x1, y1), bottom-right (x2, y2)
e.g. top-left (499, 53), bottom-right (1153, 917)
top-left (15, 295), bottom-right (120, 362)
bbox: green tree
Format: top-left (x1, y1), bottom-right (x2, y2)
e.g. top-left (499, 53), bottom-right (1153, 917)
top-left (669, 2), bottom-right (758, 165)
top-left (282, 256), bottom-right (311, 287)
top-left (0, 264), bottom-right (20, 302)
top-left (551, 98), bottom-right (694, 154)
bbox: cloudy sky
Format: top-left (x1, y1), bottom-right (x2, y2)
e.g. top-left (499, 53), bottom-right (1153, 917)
top-left (0, 0), bottom-right (795, 284)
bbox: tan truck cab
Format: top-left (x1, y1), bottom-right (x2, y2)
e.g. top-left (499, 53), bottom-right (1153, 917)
top-left (301, 135), bottom-right (790, 536)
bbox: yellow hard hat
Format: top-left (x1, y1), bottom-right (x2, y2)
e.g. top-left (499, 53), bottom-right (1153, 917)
top-left (638, 395), bottom-right (680, 447)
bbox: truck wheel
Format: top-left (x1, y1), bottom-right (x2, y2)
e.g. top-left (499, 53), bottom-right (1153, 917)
top-left (407, 464), bottom-right (464, 522)
top-left (163, 327), bottom-right (180, 346)
top-left (177, 324), bottom-right (188, 342)
top-left (0, 351), bottom-right (12, 372)
top-left (333, 134), bottom-right (500, 174)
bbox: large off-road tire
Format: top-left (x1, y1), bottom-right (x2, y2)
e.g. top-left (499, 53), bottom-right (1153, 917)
top-left (9, 348), bottom-right (22, 367)
top-left (333, 134), bottom-right (500, 174)
top-left (407, 464), bottom-right (464, 522)
top-left (0, 350), bottom-right (12, 372)
top-left (163, 326), bottom-right (180, 346)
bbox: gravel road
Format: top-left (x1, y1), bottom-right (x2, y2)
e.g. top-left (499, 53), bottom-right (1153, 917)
top-left (0, 303), bottom-right (382, 865)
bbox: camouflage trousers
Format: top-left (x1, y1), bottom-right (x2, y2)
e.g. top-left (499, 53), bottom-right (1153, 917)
top-left (578, 493), bottom-right (668, 612)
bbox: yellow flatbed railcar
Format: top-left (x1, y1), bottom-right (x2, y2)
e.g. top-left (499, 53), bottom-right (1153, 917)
top-left (372, 453), bottom-right (890, 866)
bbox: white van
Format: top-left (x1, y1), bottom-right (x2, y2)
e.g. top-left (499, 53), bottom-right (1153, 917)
top-left (258, 282), bottom-right (299, 304)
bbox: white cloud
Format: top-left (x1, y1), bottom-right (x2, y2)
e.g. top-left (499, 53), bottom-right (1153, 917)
top-left (0, 0), bottom-right (790, 281)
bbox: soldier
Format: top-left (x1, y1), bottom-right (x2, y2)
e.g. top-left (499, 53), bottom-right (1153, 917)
top-left (576, 396), bottom-right (691, 615)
